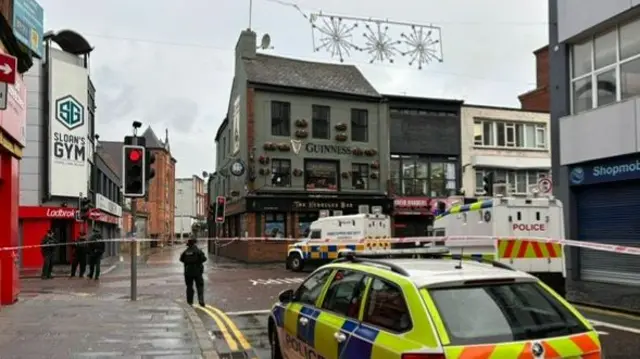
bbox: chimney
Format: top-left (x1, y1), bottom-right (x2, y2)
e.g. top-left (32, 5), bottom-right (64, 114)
top-left (235, 29), bottom-right (257, 61)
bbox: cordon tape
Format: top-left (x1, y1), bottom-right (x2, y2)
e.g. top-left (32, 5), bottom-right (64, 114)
top-left (1, 236), bottom-right (639, 256)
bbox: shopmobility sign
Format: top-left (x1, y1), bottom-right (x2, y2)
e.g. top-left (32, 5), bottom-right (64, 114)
top-left (48, 54), bottom-right (89, 197)
top-left (569, 155), bottom-right (640, 186)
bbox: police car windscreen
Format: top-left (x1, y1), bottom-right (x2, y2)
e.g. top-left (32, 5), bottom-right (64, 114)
top-left (427, 283), bottom-right (589, 345)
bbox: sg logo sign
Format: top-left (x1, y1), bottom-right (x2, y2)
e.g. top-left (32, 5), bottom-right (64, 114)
top-left (55, 95), bottom-right (84, 130)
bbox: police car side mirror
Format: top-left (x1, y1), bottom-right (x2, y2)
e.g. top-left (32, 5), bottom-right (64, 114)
top-left (278, 289), bottom-right (294, 303)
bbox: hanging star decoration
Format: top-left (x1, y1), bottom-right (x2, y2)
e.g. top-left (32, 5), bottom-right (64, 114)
top-left (310, 13), bottom-right (443, 69)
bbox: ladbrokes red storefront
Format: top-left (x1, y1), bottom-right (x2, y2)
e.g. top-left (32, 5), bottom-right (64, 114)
top-left (19, 207), bottom-right (120, 271)
top-left (393, 197), bottom-right (459, 237)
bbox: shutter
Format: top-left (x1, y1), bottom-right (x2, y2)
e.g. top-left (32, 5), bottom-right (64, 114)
top-left (576, 181), bottom-right (640, 285)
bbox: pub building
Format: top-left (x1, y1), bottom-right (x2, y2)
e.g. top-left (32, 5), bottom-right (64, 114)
top-left (209, 29), bottom-right (392, 240)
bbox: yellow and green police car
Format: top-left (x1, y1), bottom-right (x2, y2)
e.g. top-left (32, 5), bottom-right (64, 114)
top-left (267, 253), bottom-right (602, 359)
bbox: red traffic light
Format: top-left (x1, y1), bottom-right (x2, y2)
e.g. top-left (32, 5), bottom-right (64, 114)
top-left (129, 149), bottom-right (142, 162)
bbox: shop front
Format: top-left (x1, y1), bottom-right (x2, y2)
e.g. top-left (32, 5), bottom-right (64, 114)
top-left (18, 206), bottom-right (83, 271)
top-left (392, 196), bottom-right (459, 237)
top-left (94, 193), bottom-right (122, 257)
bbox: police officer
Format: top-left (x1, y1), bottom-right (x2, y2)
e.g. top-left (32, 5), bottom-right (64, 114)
top-left (179, 237), bottom-right (207, 306)
top-left (70, 232), bottom-right (88, 278)
top-left (40, 230), bottom-right (56, 279)
top-left (87, 228), bottom-right (105, 280)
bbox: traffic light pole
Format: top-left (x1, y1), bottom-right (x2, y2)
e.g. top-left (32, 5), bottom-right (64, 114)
top-left (130, 134), bottom-right (138, 301)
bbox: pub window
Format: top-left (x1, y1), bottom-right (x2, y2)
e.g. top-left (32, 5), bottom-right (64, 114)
top-left (351, 109), bottom-right (368, 142)
top-left (298, 213), bottom-right (319, 237)
top-left (312, 105), bottom-right (330, 139)
top-left (352, 163), bottom-right (369, 190)
top-left (305, 160), bottom-right (339, 191)
top-left (271, 159), bottom-right (291, 187)
top-left (266, 213), bottom-right (287, 239)
top-left (271, 101), bottom-right (291, 137)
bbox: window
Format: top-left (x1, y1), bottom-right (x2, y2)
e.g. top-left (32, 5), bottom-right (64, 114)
top-left (271, 101), bottom-right (291, 136)
top-left (429, 282), bottom-right (588, 346)
top-left (312, 105), bottom-right (330, 139)
top-left (305, 160), bottom-right (338, 191)
top-left (351, 109), bottom-right (368, 142)
top-left (391, 156), bottom-right (457, 196)
top-left (265, 213), bottom-right (286, 238)
top-left (473, 119), bottom-right (547, 150)
top-left (294, 269), bottom-right (332, 306)
top-left (351, 163), bottom-right (369, 189)
top-left (475, 169), bottom-right (550, 195)
top-left (298, 213), bottom-right (319, 238)
top-left (570, 19), bottom-right (640, 113)
top-left (363, 278), bottom-right (411, 332)
top-left (271, 159), bottom-right (291, 187)
top-left (321, 270), bottom-right (367, 319)
top-left (310, 229), bottom-right (321, 239)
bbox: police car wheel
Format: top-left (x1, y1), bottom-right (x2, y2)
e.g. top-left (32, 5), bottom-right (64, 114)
top-left (288, 253), bottom-right (303, 272)
top-left (269, 326), bottom-right (283, 359)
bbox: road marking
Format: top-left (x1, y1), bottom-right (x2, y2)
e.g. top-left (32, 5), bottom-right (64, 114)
top-left (589, 319), bottom-right (640, 334)
top-left (208, 305), bottom-right (252, 350)
top-left (249, 277), bottom-right (304, 286)
top-left (226, 309), bottom-right (272, 316)
top-left (195, 306), bottom-right (239, 351)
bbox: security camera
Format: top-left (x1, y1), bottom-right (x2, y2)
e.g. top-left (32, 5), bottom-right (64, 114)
top-left (132, 121), bottom-right (142, 129)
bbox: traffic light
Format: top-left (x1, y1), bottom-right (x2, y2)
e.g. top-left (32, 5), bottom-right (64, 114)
top-left (122, 145), bottom-right (146, 197)
top-left (145, 149), bottom-right (155, 182)
top-left (80, 197), bottom-right (92, 220)
top-left (214, 196), bottom-right (226, 223)
top-left (483, 172), bottom-right (494, 196)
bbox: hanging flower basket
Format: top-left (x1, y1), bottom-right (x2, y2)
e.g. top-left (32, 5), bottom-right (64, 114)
top-left (295, 119), bottom-right (308, 128)
top-left (370, 172), bottom-right (379, 179)
top-left (370, 161), bottom-right (380, 169)
top-left (263, 142), bottom-right (277, 151)
top-left (295, 129), bottom-right (308, 138)
top-left (334, 123), bottom-right (347, 131)
top-left (259, 168), bottom-right (269, 176)
top-left (335, 133), bottom-right (348, 142)
top-left (364, 148), bottom-right (378, 156)
top-left (293, 168), bottom-right (304, 177)
top-left (341, 171), bottom-right (350, 179)
top-left (277, 143), bottom-right (291, 151)
top-left (352, 147), bottom-right (364, 156)
top-left (258, 155), bottom-right (270, 165)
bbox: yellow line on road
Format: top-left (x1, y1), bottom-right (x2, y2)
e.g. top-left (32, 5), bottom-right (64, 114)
top-left (195, 305), bottom-right (239, 351)
top-left (207, 305), bottom-right (253, 350)
top-left (575, 304), bottom-right (640, 321)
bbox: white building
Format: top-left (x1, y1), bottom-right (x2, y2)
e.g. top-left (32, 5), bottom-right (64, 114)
top-left (460, 105), bottom-right (551, 196)
top-left (174, 176), bottom-right (206, 237)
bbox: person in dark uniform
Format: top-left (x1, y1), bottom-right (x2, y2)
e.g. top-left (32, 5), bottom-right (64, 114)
top-left (179, 237), bottom-right (207, 306)
top-left (70, 232), bottom-right (88, 278)
top-left (41, 230), bottom-right (56, 279)
top-left (87, 228), bottom-right (105, 280)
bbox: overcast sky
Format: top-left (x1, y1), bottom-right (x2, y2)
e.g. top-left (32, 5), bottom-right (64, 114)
top-left (39, 0), bottom-right (548, 177)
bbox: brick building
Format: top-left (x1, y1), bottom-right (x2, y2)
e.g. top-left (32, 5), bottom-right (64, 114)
top-left (102, 127), bottom-right (176, 244)
top-left (518, 45), bottom-right (550, 111)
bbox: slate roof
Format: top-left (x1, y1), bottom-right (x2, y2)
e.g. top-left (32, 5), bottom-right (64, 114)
top-left (100, 141), bottom-right (124, 178)
top-left (243, 54), bottom-right (380, 98)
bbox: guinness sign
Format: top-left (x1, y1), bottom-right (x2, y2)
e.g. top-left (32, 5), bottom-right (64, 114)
top-left (305, 143), bottom-right (351, 155)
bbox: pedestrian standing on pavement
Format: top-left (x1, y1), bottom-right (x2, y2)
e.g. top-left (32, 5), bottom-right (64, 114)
top-left (41, 229), bottom-right (56, 279)
top-left (87, 228), bottom-right (105, 280)
top-left (70, 232), bottom-right (88, 278)
top-left (179, 237), bottom-right (207, 306)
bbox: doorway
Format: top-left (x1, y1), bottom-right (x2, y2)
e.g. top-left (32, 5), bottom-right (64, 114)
top-left (50, 219), bottom-right (73, 265)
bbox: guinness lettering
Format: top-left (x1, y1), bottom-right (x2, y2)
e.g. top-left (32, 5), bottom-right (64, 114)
top-left (305, 143), bottom-right (351, 155)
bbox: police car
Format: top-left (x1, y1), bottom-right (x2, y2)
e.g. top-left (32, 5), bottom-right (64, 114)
top-left (267, 252), bottom-right (602, 359)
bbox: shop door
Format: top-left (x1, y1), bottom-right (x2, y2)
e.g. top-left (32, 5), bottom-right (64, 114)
top-left (576, 181), bottom-right (640, 285)
top-left (50, 219), bottom-right (72, 264)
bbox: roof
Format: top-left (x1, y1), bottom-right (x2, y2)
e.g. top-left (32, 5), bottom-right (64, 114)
top-left (384, 94), bottom-right (464, 105)
top-left (44, 29), bottom-right (94, 55)
top-left (99, 141), bottom-right (124, 178)
top-left (332, 258), bottom-right (535, 288)
top-left (141, 127), bottom-right (165, 149)
top-left (243, 54), bottom-right (380, 98)
top-left (215, 117), bottom-right (228, 142)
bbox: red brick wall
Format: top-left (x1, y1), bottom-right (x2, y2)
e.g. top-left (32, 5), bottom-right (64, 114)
top-left (535, 47), bottom-right (549, 89)
top-left (519, 46), bottom-right (550, 112)
top-left (217, 239), bottom-right (294, 263)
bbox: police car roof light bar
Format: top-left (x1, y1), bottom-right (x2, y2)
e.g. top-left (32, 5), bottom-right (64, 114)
top-left (333, 254), bottom-right (410, 277)
top-left (434, 254), bottom-right (516, 271)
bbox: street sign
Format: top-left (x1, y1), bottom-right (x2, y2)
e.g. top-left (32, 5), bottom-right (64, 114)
top-left (538, 177), bottom-right (552, 193)
top-left (0, 53), bottom-right (17, 85)
top-left (0, 82), bottom-right (7, 110)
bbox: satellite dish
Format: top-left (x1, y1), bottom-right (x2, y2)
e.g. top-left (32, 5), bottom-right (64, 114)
top-left (258, 34), bottom-right (273, 50)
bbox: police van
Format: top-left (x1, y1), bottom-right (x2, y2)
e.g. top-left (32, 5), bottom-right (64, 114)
top-left (433, 192), bottom-right (567, 296)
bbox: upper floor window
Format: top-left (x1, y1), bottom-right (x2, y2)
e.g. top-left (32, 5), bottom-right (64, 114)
top-left (271, 101), bottom-right (291, 136)
top-left (312, 105), bottom-right (330, 139)
top-left (305, 160), bottom-right (338, 191)
top-left (390, 157), bottom-right (456, 197)
top-left (473, 119), bottom-right (547, 150)
top-left (271, 159), bottom-right (291, 187)
top-left (351, 109), bottom-right (368, 142)
top-left (571, 18), bottom-right (640, 114)
top-left (475, 169), bottom-right (549, 195)
top-left (351, 163), bottom-right (369, 189)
